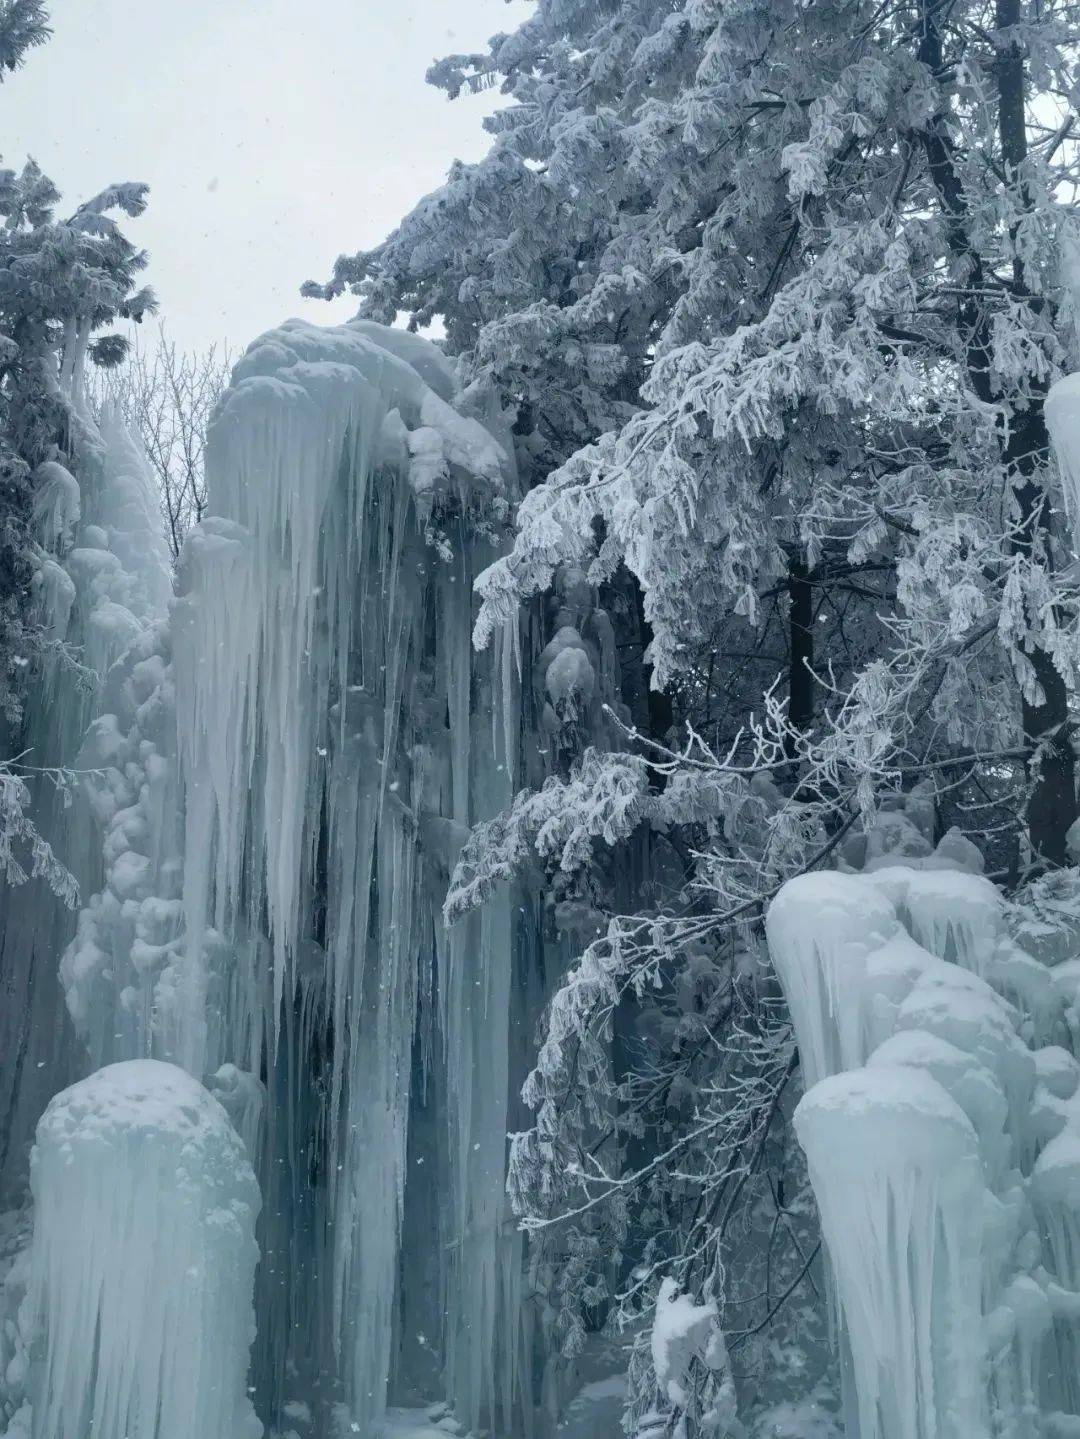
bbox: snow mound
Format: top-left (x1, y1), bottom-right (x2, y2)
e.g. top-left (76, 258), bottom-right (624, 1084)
top-left (650, 1277), bottom-right (728, 1409)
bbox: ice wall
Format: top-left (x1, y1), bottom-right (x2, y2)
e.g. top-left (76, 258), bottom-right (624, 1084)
top-left (26, 1060), bottom-right (261, 1439)
top-left (59, 618), bottom-right (181, 1071)
top-left (58, 319), bottom-right (533, 1434)
top-left (0, 396), bottom-right (171, 1199)
top-left (767, 837), bottom-right (1080, 1437)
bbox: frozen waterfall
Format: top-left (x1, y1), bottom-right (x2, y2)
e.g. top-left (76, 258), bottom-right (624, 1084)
top-left (37, 318), bottom-right (539, 1436)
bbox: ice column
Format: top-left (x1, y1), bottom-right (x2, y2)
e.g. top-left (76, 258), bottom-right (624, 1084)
top-left (170, 319), bottom-right (525, 1431)
top-left (26, 1060), bottom-right (261, 1439)
top-left (768, 852), bottom-right (1080, 1437)
top-left (796, 1066), bottom-right (986, 1439)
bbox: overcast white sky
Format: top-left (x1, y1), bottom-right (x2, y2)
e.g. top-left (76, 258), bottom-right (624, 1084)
top-left (3, 0), bottom-right (531, 351)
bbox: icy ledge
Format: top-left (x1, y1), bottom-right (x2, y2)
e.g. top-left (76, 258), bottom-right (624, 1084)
top-left (24, 1059), bottom-right (261, 1439)
top-left (767, 863), bottom-right (1080, 1438)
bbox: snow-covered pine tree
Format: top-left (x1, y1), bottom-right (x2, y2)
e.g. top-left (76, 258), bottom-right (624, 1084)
top-left (0, 0), bottom-right (50, 732)
top-left (0, 162), bottom-right (155, 894)
top-left (0, 0), bottom-right (47, 80)
top-left (0, 16), bottom-right (155, 790)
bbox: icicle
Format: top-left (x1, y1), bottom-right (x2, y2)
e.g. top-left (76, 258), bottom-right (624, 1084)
top-left (209, 1062), bottom-right (266, 1162)
top-left (867, 869), bottom-right (1003, 979)
top-left (30, 462), bottom-right (80, 553)
top-left (892, 963), bottom-right (1035, 1158)
top-left (1045, 374), bottom-right (1080, 539)
top-left (1031, 1131), bottom-right (1080, 1414)
top-left (38, 316), bottom-right (531, 1434)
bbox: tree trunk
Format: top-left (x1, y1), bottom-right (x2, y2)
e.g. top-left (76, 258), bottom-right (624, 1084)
top-left (919, 0), bottom-right (1075, 865)
top-left (786, 558), bottom-right (814, 755)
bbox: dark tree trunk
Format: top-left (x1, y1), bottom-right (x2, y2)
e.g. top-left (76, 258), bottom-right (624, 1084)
top-left (786, 558), bottom-right (814, 757)
top-left (918, 0), bottom-right (1075, 866)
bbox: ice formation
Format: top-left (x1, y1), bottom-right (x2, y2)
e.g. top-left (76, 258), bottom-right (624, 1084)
top-left (29, 318), bottom-right (541, 1435)
top-left (1046, 372), bottom-right (1080, 534)
top-left (0, 391), bottom-right (171, 1200)
top-left (767, 817), bottom-right (1080, 1437)
top-left (26, 1060), bottom-right (261, 1439)
top-left (796, 1067), bottom-right (985, 1439)
top-left (170, 320), bottom-right (526, 1430)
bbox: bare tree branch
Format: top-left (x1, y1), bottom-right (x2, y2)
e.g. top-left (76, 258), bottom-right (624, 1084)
top-left (88, 323), bottom-right (231, 557)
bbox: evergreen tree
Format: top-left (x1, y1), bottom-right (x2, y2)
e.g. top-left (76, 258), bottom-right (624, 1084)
top-left (0, 163), bottom-right (155, 712)
top-left (315, 0), bottom-right (1080, 853)
top-left (0, 0), bottom-right (48, 79)
top-left (0, 4), bottom-right (154, 882)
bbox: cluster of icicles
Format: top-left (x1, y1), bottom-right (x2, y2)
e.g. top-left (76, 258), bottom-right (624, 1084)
top-left (768, 822), bottom-right (1080, 1439)
top-left (1, 319), bottom-right (547, 1439)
